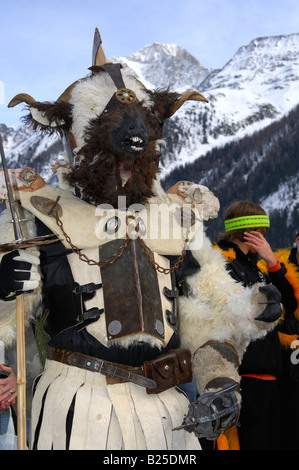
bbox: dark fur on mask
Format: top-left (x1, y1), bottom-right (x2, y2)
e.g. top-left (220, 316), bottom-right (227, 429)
top-left (64, 100), bottom-right (164, 208)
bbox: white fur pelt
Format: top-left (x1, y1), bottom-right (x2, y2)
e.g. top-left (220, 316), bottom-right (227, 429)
top-left (0, 208), bottom-right (43, 346)
top-left (178, 231), bottom-right (279, 394)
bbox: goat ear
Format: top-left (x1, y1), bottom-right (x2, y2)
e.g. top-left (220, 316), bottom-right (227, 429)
top-left (168, 91), bottom-right (208, 117)
top-left (8, 93), bottom-right (72, 131)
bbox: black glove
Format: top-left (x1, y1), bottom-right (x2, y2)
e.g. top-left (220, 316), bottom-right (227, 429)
top-left (0, 249), bottom-right (40, 301)
top-left (255, 284), bottom-right (282, 322)
top-left (174, 381), bottom-right (240, 440)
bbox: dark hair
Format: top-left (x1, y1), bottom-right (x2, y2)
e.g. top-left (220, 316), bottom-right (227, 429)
top-left (219, 201), bottom-right (268, 242)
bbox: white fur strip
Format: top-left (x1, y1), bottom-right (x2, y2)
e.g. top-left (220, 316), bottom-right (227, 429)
top-left (69, 370), bottom-right (119, 450)
top-left (51, 366), bottom-right (86, 450)
top-left (67, 372), bottom-right (92, 450)
top-left (84, 377), bottom-right (118, 450)
top-left (37, 369), bottom-right (83, 449)
top-left (158, 388), bottom-right (189, 449)
top-left (105, 407), bottom-right (124, 450)
top-left (30, 360), bottom-right (64, 448)
top-left (106, 382), bottom-right (146, 450)
top-left (126, 384), bottom-right (169, 450)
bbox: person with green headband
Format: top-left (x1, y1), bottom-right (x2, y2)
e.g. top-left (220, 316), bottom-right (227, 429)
top-left (220, 202), bottom-right (279, 274)
top-left (215, 201), bottom-right (298, 450)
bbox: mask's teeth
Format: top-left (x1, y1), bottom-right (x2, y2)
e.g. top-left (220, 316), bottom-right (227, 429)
top-left (129, 136), bottom-right (143, 149)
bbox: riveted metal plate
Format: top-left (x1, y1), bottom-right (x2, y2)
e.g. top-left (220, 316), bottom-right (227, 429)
top-left (30, 196), bottom-right (63, 218)
top-left (100, 239), bottom-right (164, 342)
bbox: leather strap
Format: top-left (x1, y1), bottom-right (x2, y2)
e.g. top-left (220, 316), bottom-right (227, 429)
top-left (206, 377), bottom-right (238, 390)
top-left (89, 64), bottom-right (125, 90)
top-left (88, 63), bottom-right (138, 115)
top-left (48, 347), bottom-right (156, 390)
top-left (199, 341), bottom-right (239, 367)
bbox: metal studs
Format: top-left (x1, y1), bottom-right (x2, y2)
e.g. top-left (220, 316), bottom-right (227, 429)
top-left (108, 320), bottom-right (122, 336)
top-left (136, 217), bottom-right (146, 236)
top-left (105, 217), bottom-right (120, 235)
top-left (155, 319), bottom-right (164, 336)
top-left (30, 196), bottom-right (63, 218)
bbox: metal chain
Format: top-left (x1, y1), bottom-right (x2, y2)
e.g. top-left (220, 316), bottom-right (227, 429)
top-left (137, 236), bottom-right (189, 274)
top-left (52, 211), bottom-right (131, 268)
top-left (49, 198), bottom-right (189, 274)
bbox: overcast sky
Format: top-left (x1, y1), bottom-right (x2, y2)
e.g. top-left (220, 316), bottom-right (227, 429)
top-left (1, 0), bottom-right (299, 127)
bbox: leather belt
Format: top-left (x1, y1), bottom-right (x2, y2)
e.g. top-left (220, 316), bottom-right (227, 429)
top-left (48, 347), bottom-right (157, 390)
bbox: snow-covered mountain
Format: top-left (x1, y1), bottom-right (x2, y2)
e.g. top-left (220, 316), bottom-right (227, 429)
top-left (0, 123), bottom-right (63, 185)
top-left (1, 33), bottom-right (299, 246)
top-left (159, 33), bottom-right (299, 174)
top-left (3, 33), bottom-right (299, 176)
top-left (112, 42), bottom-right (211, 92)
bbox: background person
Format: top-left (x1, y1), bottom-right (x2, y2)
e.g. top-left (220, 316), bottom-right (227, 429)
top-left (215, 201), bottom-right (296, 449)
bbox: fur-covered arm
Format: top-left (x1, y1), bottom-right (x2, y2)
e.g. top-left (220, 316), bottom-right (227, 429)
top-left (178, 232), bottom-right (281, 394)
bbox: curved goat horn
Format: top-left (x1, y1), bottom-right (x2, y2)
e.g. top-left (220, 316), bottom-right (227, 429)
top-left (169, 91), bottom-right (208, 117)
top-left (8, 93), bottom-right (37, 108)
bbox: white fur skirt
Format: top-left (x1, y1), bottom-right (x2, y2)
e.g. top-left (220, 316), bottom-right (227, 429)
top-left (30, 359), bottom-right (201, 450)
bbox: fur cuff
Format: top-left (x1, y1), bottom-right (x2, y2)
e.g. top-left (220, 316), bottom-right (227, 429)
top-left (192, 345), bottom-right (240, 395)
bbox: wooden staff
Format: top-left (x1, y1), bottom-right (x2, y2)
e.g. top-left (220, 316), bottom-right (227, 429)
top-left (16, 293), bottom-right (27, 450)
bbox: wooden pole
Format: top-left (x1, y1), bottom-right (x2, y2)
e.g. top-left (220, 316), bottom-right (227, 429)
top-left (16, 293), bottom-right (27, 450)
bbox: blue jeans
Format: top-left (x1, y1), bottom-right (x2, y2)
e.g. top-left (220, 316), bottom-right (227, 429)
top-left (178, 380), bottom-right (198, 402)
top-left (0, 411), bottom-right (30, 447)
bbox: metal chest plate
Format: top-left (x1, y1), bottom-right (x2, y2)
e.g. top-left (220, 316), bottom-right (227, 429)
top-left (100, 239), bottom-right (165, 341)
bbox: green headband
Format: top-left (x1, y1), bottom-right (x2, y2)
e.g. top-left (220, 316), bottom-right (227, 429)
top-left (225, 215), bottom-right (270, 232)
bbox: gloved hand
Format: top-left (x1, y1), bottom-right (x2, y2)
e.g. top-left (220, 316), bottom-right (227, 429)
top-left (174, 381), bottom-right (240, 440)
top-left (255, 284), bottom-right (282, 322)
top-left (0, 249), bottom-right (40, 301)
